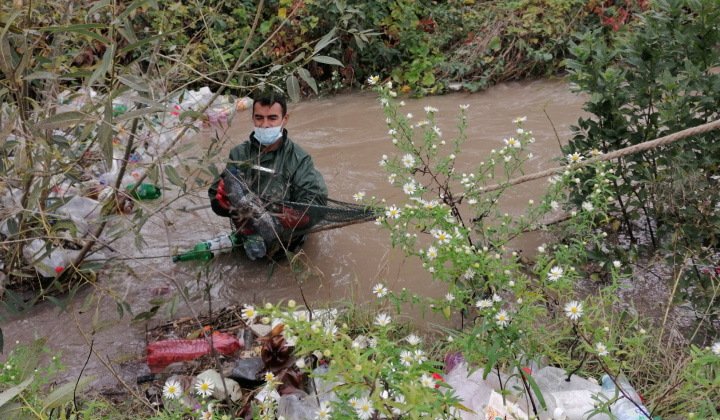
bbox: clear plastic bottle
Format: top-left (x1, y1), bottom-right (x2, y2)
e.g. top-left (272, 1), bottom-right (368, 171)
top-left (601, 374), bottom-right (651, 419)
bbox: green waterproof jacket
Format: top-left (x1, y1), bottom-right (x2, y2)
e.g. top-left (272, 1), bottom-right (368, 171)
top-left (208, 130), bottom-right (328, 218)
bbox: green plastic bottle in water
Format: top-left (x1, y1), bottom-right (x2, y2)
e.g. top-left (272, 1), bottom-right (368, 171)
top-left (126, 183), bottom-right (162, 200)
top-left (172, 233), bottom-right (239, 262)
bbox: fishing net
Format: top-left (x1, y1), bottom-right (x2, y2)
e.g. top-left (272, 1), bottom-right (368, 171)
top-left (222, 169), bottom-right (379, 248)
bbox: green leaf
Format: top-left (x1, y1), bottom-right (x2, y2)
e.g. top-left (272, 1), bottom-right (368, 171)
top-left (164, 165), bottom-right (184, 187)
top-left (97, 98), bottom-right (114, 167)
top-left (87, 43), bottom-right (115, 87)
top-left (286, 75), bottom-right (300, 103)
top-left (118, 32), bottom-right (170, 55)
top-left (36, 111), bottom-right (86, 130)
top-left (0, 376), bottom-right (34, 409)
top-left (17, 338), bottom-right (47, 381)
top-left (178, 110), bottom-right (206, 121)
top-left (69, 29), bottom-right (110, 45)
top-left (117, 74), bottom-right (149, 92)
top-left (297, 68), bottom-right (317, 93)
top-left (42, 375), bottom-right (96, 410)
top-left (489, 36), bottom-right (501, 51)
top-left (0, 34), bottom-right (16, 80)
top-left (314, 29), bottom-right (337, 53)
top-left (311, 55), bottom-right (343, 66)
top-left (87, 0), bottom-right (111, 16)
top-left (115, 0), bottom-right (152, 23)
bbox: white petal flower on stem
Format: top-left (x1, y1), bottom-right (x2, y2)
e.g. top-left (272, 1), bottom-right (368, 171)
top-left (432, 126), bottom-right (442, 137)
top-left (424, 106), bottom-right (438, 113)
top-left (613, 260), bottom-right (621, 269)
top-left (463, 268), bottom-right (475, 280)
top-left (399, 350), bottom-right (413, 367)
top-left (388, 129), bottom-right (397, 136)
top-left (550, 200), bottom-right (559, 211)
top-left (434, 230), bottom-right (451, 244)
top-left (413, 349), bottom-right (426, 363)
top-left (590, 148), bottom-right (602, 156)
top-left (492, 293), bottom-right (502, 303)
top-left (416, 120), bottom-right (429, 127)
top-left (392, 394), bottom-right (406, 415)
top-left (317, 401), bottom-right (332, 419)
top-left (348, 397), bottom-right (359, 409)
top-left (445, 293), bottom-right (455, 302)
top-left (512, 116), bottom-right (527, 124)
top-left (162, 379), bottom-right (182, 400)
top-left (711, 342), bottom-right (720, 356)
top-left (565, 301), bottom-right (584, 321)
top-left (460, 104), bottom-right (470, 110)
top-left (380, 98), bottom-right (388, 106)
top-left (406, 113), bottom-right (413, 118)
top-left (420, 373), bottom-right (436, 388)
top-left (582, 201), bottom-right (594, 212)
top-left (406, 334), bottom-right (421, 346)
top-left (403, 182), bottom-right (416, 195)
top-left (355, 397), bottom-right (375, 420)
top-left (265, 371), bottom-right (275, 382)
top-left (495, 310), bottom-right (510, 327)
top-left (426, 246), bottom-right (438, 260)
top-left (195, 378), bottom-right (215, 398)
top-left (596, 342), bottom-right (609, 356)
top-left (241, 305), bottom-right (256, 322)
top-left (353, 191), bottom-right (365, 201)
top-left (386, 205), bottom-right (401, 219)
top-left (505, 402), bottom-right (520, 416)
top-left (476, 299), bottom-right (492, 309)
top-left (388, 173), bottom-right (397, 184)
top-left (402, 154), bottom-right (415, 168)
top-left (375, 313), bottom-right (391, 327)
top-left (504, 138), bottom-right (521, 148)
top-left (367, 75), bottom-right (379, 85)
top-left (548, 266), bottom-right (564, 282)
top-left (373, 283), bottom-right (388, 298)
top-left (567, 152), bottom-right (583, 164)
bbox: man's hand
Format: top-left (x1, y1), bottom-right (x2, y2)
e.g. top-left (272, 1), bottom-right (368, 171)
top-left (216, 179), bottom-right (232, 210)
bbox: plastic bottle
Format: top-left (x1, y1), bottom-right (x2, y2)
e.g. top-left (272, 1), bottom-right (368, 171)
top-left (172, 233), bottom-right (239, 262)
top-left (146, 332), bottom-right (242, 373)
top-left (601, 374), bottom-right (651, 419)
top-left (126, 183), bottom-right (162, 200)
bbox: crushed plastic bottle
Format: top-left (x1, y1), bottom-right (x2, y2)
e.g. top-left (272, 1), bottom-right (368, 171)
top-left (601, 374), bottom-right (651, 420)
top-left (126, 183), bottom-right (162, 200)
top-left (146, 332), bottom-right (242, 373)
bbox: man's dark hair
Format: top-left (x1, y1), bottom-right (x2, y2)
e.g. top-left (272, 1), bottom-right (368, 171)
top-left (254, 92), bottom-right (287, 116)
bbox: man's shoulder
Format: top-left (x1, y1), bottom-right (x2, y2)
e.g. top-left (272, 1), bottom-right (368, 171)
top-left (282, 136), bottom-right (313, 161)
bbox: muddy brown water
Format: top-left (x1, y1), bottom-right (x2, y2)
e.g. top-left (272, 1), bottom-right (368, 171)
top-left (2, 78), bottom-right (593, 388)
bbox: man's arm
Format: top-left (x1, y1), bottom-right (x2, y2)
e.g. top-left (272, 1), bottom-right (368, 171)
top-left (290, 154), bottom-right (328, 206)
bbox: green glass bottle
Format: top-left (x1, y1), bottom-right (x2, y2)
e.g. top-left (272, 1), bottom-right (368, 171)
top-left (172, 233), bottom-right (239, 262)
top-left (127, 183), bottom-right (162, 200)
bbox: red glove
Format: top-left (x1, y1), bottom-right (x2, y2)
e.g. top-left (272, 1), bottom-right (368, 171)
top-left (216, 179), bottom-right (231, 210)
top-left (278, 206), bottom-right (310, 229)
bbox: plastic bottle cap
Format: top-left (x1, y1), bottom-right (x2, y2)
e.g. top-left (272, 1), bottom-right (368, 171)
top-left (55, 266), bottom-right (64, 274)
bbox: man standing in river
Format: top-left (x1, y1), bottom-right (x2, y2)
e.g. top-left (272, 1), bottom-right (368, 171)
top-left (208, 92), bottom-right (328, 259)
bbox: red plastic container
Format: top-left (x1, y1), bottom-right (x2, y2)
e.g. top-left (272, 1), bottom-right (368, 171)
top-left (146, 332), bottom-right (242, 372)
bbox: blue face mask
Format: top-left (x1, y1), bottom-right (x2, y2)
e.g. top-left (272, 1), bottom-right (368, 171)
top-left (254, 125), bottom-right (284, 146)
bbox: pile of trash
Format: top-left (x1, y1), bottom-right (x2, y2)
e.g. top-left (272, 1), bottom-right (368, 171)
top-left (140, 306), bottom-right (652, 420)
top-left (1, 87), bottom-right (251, 279)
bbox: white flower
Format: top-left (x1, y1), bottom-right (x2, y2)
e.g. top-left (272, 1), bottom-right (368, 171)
top-left (413, 349), bottom-right (426, 363)
top-left (195, 377), bottom-right (215, 398)
top-left (505, 402), bottom-right (520, 416)
top-left (434, 230), bottom-right (451, 244)
top-left (613, 260), bottom-right (621, 269)
top-left (355, 397), bottom-right (375, 420)
top-left (516, 128), bottom-right (524, 134)
top-left (402, 153), bottom-right (415, 168)
top-left (416, 120), bottom-right (429, 127)
top-left (385, 81), bottom-right (393, 89)
top-left (385, 205), bottom-right (401, 219)
top-left (399, 101), bottom-right (406, 106)
top-left (596, 342), bottom-right (609, 356)
top-left (388, 173), bottom-right (397, 184)
top-left (353, 191), bottom-right (365, 201)
top-left (537, 245), bottom-right (545, 253)
top-left (504, 155), bottom-right (512, 162)
top-left (467, 198), bottom-right (477, 205)
top-left (548, 266), bottom-right (564, 282)
top-left (711, 342), bottom-right (720, 356)
top-left (550, 200), bottom-right (559, 211)
top-left (504, 138), bottom-right (521, 148)
top-left (403, 182), bottom-right (416, 195)
top-left (463, 268), bottom-right (475, 280)
top-left (582, 201), bottom-right (594, 212)
top-left (317, 401), bottom-right (332, 419)
top-left (296, 359), bottom-right (306, 369)
top-left (265, 371), bottom-right (275, 382)
top-left (380, 98), bottom-right (388, 106)
top-left (420, 373), bottom-right (436, 388)
top-left (590, 148), bottom-right (602, 156)
top-left (492, 293), bottom-right (502, 303)
top-left (348, 397), bottom-right (359, 409)
top-left (426, 246), bottom-right (438, 260)
top-left (399, 350), bottom-right (413, 367)
top-left (565, 300), bottom-right (584, 322)
top-left (424, 105), bottom-right (438, 113)
top-left (367, 75), bottom-right (379, 85)
top-left (460, 104), bottom-right (469, 110)
top-left (241, 305), bottom-right (256, 322)
top-left (406, 334), bottom-right (421, 346)
top-left (567, 152), bottom-right (583, 164)
top-left (199, 405), bottom-right (213, 420)
top-left (375, 313), bottom-right (391, 327)
top-left (388, 129), bottom-right (397, 136)
top-left (445, 293), bottom-right (455, 302)
top-left (512, 116), bottom-right (527, 124)
top-left (406, 113), bottom-right (413, 118)
top-left (432, 126), bottom-right (442, 137)
top-left (392, 394), bottom-right (406, 415)
top-left (495, 310), bottom-right (510, 327)
top-left (374, 216), bottom-right (384, 225)
top-left (476, 299), bottom-right (492, 309)
top-left (373, 283), bottom-right (388, 298)
top-left (162, 379), bottom-right (182, 400)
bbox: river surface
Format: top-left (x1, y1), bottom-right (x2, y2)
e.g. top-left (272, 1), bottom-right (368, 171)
top-left (3, 78), bottom-right (592, 388)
